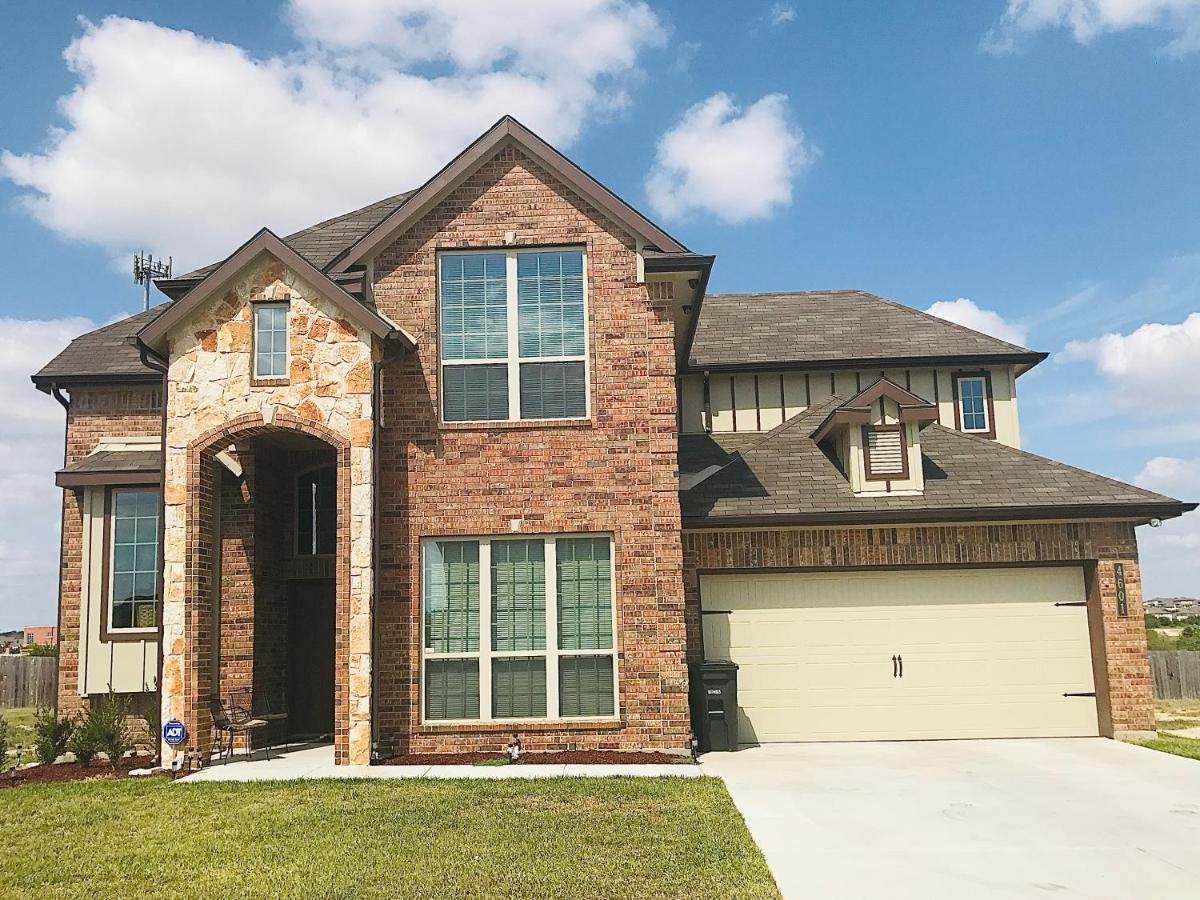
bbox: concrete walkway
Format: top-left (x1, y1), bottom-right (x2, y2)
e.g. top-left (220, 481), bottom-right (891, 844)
top-left (178, 743), bottom-right (701, 782)
top-left (701, 739), bottom-right (1200, 900)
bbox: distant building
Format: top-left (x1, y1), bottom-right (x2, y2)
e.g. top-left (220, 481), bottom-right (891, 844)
top-left (23, 625), bottom-right (57, 649)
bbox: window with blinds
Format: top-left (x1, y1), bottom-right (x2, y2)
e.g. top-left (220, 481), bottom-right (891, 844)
top-left (864, 427), bottom-right (906, 479)
top-left (422, 534), bottom-right (616, 721)
top-left (439, 248), bottom-right (588, 422)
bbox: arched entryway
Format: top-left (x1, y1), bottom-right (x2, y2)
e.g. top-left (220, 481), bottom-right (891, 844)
top-left (178, 412), bottom-right (352, 762)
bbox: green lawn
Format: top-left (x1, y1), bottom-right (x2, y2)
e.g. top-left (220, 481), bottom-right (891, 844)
top-left (1155, 698), bottom-right (1200, 732)
top-left (1, 777), bottom-right (778, 899)
top-left (2, 707), bottom-right (37, 765)
top-left (1133, 732), bottom-right (1200, 761)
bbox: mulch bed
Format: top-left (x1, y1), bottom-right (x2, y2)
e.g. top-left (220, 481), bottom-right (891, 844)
top-left (382, 750), bottom-right (689, 766)
top-left (0, 754), bottom-right (161, 789)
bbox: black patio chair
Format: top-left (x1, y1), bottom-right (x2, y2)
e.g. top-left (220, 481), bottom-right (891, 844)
top-left (209, 696), bottom-right (271, 764)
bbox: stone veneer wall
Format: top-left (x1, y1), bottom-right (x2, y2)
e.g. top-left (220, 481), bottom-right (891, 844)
top-left (681, 521), bottom-right (1156, 736)
top-left (55, 384), bottom-right (162, 718)
top-left (371, 143), bottom-right (689, 754)
top-left (159, 259), bottom-right (376, 764)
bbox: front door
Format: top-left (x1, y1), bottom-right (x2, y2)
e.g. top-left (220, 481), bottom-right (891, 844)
top-left (288, 580), bottom-right (336, 738)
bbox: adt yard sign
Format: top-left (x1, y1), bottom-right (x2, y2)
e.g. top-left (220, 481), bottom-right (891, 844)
top-left (163, 720), bottom-right (187, 747)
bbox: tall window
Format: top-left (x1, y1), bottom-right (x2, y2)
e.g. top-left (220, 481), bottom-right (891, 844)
top-left (253, 303), bottom-right (289, 378)
top-left (297, 466), bottom-right (336, 556)
top-left (109, 488), bottom-right (159, 630)
top-left (956, 375), bottom-right (990, 434)
top-left (439, 249), bottom-right (588, 422)
top-left (422, 535), bottom-right (616, 721)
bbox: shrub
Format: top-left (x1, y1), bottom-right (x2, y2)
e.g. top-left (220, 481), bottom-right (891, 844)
top-left (33, 707), bottom-right (74, 765)
top-left (92, 693), bottom-right (132, 768)
top-left (69, 714), bottom-right (101, 767)
top-left (26, 642), bottom-right (57, 657)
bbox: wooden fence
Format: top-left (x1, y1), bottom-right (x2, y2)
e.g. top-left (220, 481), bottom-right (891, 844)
top-left (0, 656), bottom-right (57, 708)
top-left (1150, 651), bottom-right (1200, 699)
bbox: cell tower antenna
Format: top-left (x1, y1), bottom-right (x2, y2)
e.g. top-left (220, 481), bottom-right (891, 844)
top-left (133, 252), bottom-right (172, 312)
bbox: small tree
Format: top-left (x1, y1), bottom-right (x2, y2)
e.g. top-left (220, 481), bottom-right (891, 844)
top-left (69, 713), bottom-right (101, 767)
top-left (93, 692), bottom-right (132, 769)
top-left (33, 707), bottom-right (74, 765)
top-left (0, 713), bottom-right (9, 771)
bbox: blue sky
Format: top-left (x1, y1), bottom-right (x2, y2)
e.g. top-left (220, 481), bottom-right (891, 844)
top-left (1, 1), bottom-right (1198, 628)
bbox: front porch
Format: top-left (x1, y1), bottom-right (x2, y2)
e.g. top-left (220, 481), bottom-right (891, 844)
top-left (161, 411), bottom-right (370, 765)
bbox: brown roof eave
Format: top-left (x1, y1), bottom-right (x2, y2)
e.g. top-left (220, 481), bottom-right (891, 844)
top-left (681, 501), bottom-right (1198, 530)
top-left (56, 470), bottom-right (162, 488)
top-left (31, 372), bottom-right (160, 394)
top-left (676, 257), bottom-right (715, 371)
top-left (683, 351), bottom-right (1050, 375)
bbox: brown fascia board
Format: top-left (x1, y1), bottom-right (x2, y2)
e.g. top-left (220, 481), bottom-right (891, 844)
top-left (138, 228), bottom-right (406, 353)
top-left (31, 372), bottom-right (160, 394)
top-left (328, 115), bottom-right (689, 273)
top-left (811, 407), bottom-right (872, 444)
top-left (684, 351), bottom-right (1050, 375)
top-left (154, 276), bottom-right (203, 301)
top-left (643, 253), bottom-right (715, 273)
top-left (845, 376), bottom-right (935, 412)
top-left (675, 258), bottom-right (715, 370)
top-left (56, 470), bottom-right (162, 488)
top-left (681, 501), bottom-right (1199, 530)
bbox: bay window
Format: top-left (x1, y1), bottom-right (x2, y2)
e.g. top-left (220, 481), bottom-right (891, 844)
top-left (422, 534), bottom-right (616, 722)
top-left (439, 248), bottom-right (588, 422)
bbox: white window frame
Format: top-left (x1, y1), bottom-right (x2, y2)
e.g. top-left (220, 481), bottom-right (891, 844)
top-left (437, 247), bottom-right (592, 423)
top-left (252, 302), bottom-right (290, 379)
top-left (107, 486), bottom-right (160, 635)
top-left (420, 533), bottom-right (619, 724)
top-left (956, 375), bottom-right (990, 433)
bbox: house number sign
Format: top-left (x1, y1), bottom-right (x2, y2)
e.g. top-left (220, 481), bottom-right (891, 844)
top-left (1114, 563), bottom-right (1128, 618)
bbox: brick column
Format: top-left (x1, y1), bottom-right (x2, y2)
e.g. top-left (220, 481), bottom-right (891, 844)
top-left (1091, 559), bottom-right (1156, 736)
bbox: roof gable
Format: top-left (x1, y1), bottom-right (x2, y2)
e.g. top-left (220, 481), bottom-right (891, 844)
top-left (327, 116), bottom-right (688, 272)
top-left (139, 229), bottom-right (402, 353)
top-left (687, 290), bottom-right (1047, 371)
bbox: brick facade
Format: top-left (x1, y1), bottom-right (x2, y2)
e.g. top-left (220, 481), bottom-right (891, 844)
top-left (681, 522), bottom-right (1156, 735)
top-left (371, 143), bottom-right (690, 754)
top-left (56, 384), bottom-right (162, 719)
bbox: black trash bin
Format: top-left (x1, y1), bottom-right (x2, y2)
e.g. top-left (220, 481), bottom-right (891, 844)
top-left (689, 661), bottom-right (739, 752)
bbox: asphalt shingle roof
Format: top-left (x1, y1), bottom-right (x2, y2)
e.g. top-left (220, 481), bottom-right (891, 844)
top-left (680, 397), bottom-right (1188, 523)
top-left (178, 190), bottom-right (417, 279)
top-left (33, 307), bottom-right (165, 384)
top-left (58, 449), bottom-right (160, 476)
top-left (688, 290), bottom-right (1043, 370)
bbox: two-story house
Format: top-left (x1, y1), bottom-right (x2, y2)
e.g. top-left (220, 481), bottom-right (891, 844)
top-left (33, 117), bottom-right (1194, 764)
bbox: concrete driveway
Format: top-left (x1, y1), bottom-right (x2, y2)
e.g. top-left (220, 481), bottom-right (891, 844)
top-left (701, 739), bottom-right (1200, 899)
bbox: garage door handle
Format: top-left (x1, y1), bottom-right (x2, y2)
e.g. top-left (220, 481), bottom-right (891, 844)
top-left (892, 655), bottom-right (898, 678)
top-left (1063, 691), bottom-right (1096, 698)
top-left (897, 654), bottom-right (903, 678)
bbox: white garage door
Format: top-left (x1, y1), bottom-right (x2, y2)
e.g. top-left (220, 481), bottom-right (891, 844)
top-left (701, 567), bottom-right (1099, 743)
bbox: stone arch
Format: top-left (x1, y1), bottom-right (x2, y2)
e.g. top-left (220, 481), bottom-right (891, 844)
top-left (176, 409), bottom-right (355, 764)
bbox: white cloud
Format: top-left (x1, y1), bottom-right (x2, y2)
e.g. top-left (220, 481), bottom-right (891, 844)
top-left (0, 317), bottom-right (100, 629)
top-left (1059, 312), bottom-right (1200, 416)
top-left (1136, 456), bottom-right (1200, 598)
top-left (1, 3), bottom-right (666, 271)
top-left (645, 93), bottom-right (815, 224)
top-left (983, 0), bottom-right (1200, 55)
top-left (924, 298), bottom-right (1030, 346)
top-left (766, 3), bottom-right (798, 26)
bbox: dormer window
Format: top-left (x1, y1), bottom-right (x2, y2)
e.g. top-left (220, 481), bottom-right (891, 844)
top-left (954, 372), bottom-right (994, 437)
top-left (863, 426), bottom-right (907, 480)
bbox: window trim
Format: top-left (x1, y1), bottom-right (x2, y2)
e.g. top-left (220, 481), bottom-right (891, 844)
top-left (419, 532), bottom-right (619, 725)
top-left (251, 301), bottom-right (290, 382)
top-left (952, 371), bottom-right (996, 438)
top-left (293, 464), bottom-right (337, 558)
top-left (861, 424), bottom-right (909, 481)
top-left (100, 485), bottom-right (161, 642)
top-left (436, 246), bottom-right (592, 424)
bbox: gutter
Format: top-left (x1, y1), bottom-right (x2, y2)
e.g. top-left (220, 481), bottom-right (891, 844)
top-left (680, 501), bottom-right (1198, 530)
top-left (681, 352), bottom-right (1050, 376)
top-left (370, 352), bottom-right (384, 762)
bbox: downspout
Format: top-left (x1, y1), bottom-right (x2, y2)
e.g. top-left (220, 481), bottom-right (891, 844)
top-left (369, 349), bottom-right (384, 761)
top-left (135, 338), bottom-right (170, 763)
top-left (50, 383), bottom-right (70, 715)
